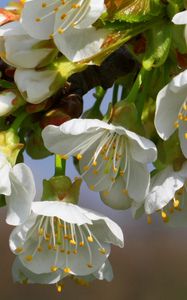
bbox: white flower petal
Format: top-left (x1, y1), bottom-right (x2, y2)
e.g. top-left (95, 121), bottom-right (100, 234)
top-left (12, 257), bottom-right (63, 284)
top-left (126, 129), bottom-right (157, 163)
top-left (32, 201), bottom-right (93, 225)
top-left (131, 201), bottom-right (145, 219)
top-left (127, 160), bottom-right (150, 202)
top-left (178, 121), bottom-right (187, 158)
top-left (0, 154), bottom-right (11, 195)
top-left (172, 11), bottom-right (187, 24)
top-left (100, 176), bottom-right (132, 210)
top-left (155, 70), bottom-right (187, 140)
top-left (0, 91), bottom-right (15, 116)
top-left (144, 166), bottom-right (184, 214)
top-left (21, 0), bottom-right (54, 39)
top-left (14, 68), bottom-right (57, 104)
top-left (54, 27), bottom-right (107, 62)
top-left (6, 163), bottom-right (36, 226)
top-left (93, 260), bottom-right (113, 282)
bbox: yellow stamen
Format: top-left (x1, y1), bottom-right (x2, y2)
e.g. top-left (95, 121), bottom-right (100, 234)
top-left (64, 267), bottom-right (71, 273)
top-left (87, 263), bottom-right (93, 268)
top-left (76, 153), bottom-right (82, 160)
top-left (122, 189), bottom-right (128, 196)
top-left (15, 247), bottom-right (23, 254)
top-left (173, 199), bottom-right (180, 209)
top-left (184, 133), bottom-right (187, 139)
top-left (25, 255), bottom-right (33, 262)
top-left (35, 18), bottom-right (41, 22)
top-left (70, 239), bottom-right (76, 245)
top-left (87, 236), bottom-right (93, 243)
top-left (79, 241), bottom-right (84, 247)
top-left (92, 161), bottom-right (97, 167)
top-left (51, 266), bottom-right (58, 272)
top-left (83, 165), bottom-right (89, 171)
top-left (60, 154), bottom-right (68, 160)
top-left (89, 185), bottom-right (95, 191)
top-left (37, 246), bottom-right (43, 252)
top-left (99, 248), bottom-right (106, 254)
top-left (42, 2), bottom-right (47, 8)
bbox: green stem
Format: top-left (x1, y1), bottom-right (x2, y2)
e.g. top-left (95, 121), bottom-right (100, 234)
top-left (55, 155), bottom-right (66, 176)
top-left (93, 86), bottom-right (106, 110)
top-left (136, 69), bottom-right (150, 121)
top-left (112, 84), bottom-right (119, 105)
top-left (11, 111), bottom-right (28, 133)
top-left (126, 67), bottom-right (145, 103)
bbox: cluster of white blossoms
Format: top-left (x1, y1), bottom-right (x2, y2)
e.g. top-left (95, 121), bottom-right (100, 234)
top-left (1, 0), bottom-right (187, 294)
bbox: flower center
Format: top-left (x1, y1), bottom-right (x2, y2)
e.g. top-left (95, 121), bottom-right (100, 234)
top-left (15, 216), bottom-right (107, 274)
top-left (35, 0), bottom-right (90, 38)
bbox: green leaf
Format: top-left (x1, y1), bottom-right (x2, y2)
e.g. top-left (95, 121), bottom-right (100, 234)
top-left (167, 0), bottom-right (184, 19)
top-left (143, 23), bottom-right (172, 70)
top-left (0, 79), bottom-right (15, 89)
top-left (113, 0), bottom-right (164, 23)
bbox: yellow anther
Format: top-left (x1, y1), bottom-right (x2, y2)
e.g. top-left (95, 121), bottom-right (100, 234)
top-left (103, 190), bottom-right (109, 196)
top-left (173, 199), bottom-right (180, 209)
top-left (174, 121), bottom-right (179, 128)
top-left (87, 263), bottom-right (93, 268)
top-left (161, 211), bottom-right (167, 219)
top-left (87, 236), bottom-right (94, 243)
top-left (60, 154), bottom-right (68, 160)
top-left (92, 169), bottom-right (99, 175)
top-left (76, 153), bottom-right (82, 160)
top-left (79, 241), bottom-right (84, 247)
top-left (184, 133), bottom-right (187, 139)
top-left (38, 228), bottom-right (44, 236)
top-left (61, 13), bottom-right (67, 20)
top-left (183, 103), bottom-right (187, 110)
top-left (42, 2), bottom-right (47, 8)
top-left (64, 267), bottom-right (71, 273)
top-left (25, 255), bottom-right (33, 262)
top-left (54, 7), bottom-right (59, 12)
top-left (56, 284), bottom-right (63, 293)
top-left (49, 34), bottom-right (54, 39)
top-left (48, 244), bottom-right (53, 250)
top-left (89, 185), bottom-right (95, 191)
top-left (67, 250), bottom-right (71, 255)
top-left (178, 113), bottom-right (183, 120)
top-left (70, 239), bottom-right (76, 245)
top-left (111, 177), bottom-right (115, 183)
top-left (92, 161), bottom-right (97, 167)
top-left (120, 170), bottom-right (125, 176)
top-left (122, 189), bottom-right (128, 196)
top-left (58, 28), bottom-right (64, 34)
top-left (71, 3), bottom-right (80, 8)
top-left (64, 234), bottom-right (69, 240)
top-left (99, 248), bottom-right (106, 254)
top-left (37, 246), bottom-right (43, 252)
top-left (60, 248), bottom-right (65, 253)
top-left (104, 156), bottom-right (109, 161)
top-left (53, 245), bottom-right (58, 251)
top-left (161, 210), bottom-right (169, 222)
top-left (113, 167), bottom-right (118, 173)
top-left (147, 215), bottom-right (152, 225)
top-left (45, 233), bottom-right (50, 241)
top-left (15, 247), bottom-right (23, 254)
top-left (35, 18), bottom-right (41, 22)
top-left (51, 266), bottom-right (58, 272)
top-left (73, 250), bottom-right (78, 255)
top-left (83, 165), bottom-right (89, 171)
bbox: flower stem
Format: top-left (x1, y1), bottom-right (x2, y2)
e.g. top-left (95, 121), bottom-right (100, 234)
top-left (112, 83), bottom-right (119, 105)
top-left (55, 154), bottom-right (66, 176)
top-left (126, 67), bottom-right (145, 103)
top-left (93, 86), bottom-right (106, 110)
top-left (11, 110), bottom-right (28, 133)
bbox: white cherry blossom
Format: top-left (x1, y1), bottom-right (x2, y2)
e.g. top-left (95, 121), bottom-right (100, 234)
top-left (0, 21), bottom-right (57, 69)
top-left (9, 200), bottom-right (123, 277)
top-left (21, 0), bottom-right (108, 62)
top-left (12, 257), bottom-right (113, 287)
top-left (155, 70), bottom-right (187, 158)
top-left (0, 153), bottom-right (36, 225)
top-left (42, 118), bottom-right (157, 201)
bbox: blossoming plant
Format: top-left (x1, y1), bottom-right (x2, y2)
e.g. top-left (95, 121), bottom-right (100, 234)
top-left (1, 0), bottom-right (187, 294)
